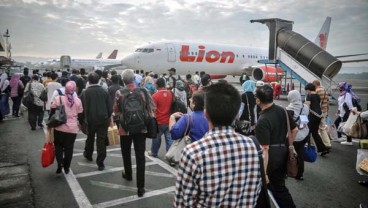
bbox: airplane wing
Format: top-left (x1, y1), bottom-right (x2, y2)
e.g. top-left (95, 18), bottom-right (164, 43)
top-left (335, 53), bottom-right (368, 58)
top-left (341, 59), bottom-right (368, 63)
top-left (103, 64), bottom-right (123, 70)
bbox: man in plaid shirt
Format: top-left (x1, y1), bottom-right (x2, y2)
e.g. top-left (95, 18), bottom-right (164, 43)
top-left (174, 82), bottom-right (262, 207)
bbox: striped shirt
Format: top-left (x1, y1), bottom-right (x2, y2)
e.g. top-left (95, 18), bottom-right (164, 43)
top-left (316, 86), bottom-right (329, 113)
top-left (174, 126), bottom-right (261, 208)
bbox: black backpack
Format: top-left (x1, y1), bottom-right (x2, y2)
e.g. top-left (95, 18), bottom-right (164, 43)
top-left (120, 88), bottom-right (148, 134)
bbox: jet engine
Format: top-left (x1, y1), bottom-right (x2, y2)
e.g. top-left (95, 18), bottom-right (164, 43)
top-left (251, 66), bottom-right (284, 82)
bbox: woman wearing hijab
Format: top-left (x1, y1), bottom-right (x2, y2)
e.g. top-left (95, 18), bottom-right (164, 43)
top-left (143, 76), bottom-right (157, 95)
top-left (304, 83), bottom-right (329, 156)
top-left (173, 80), bottom-right (187, 108)
top-left (0, 73), bottom-right (10, 119)
top-left (238, 80), bottom-right (256, 135)
top-left (286, 90), bottom-right (310, 180)
top-left (9, 73), bottom-right (24, 117)
top-left (335, 82), bottom-right (356, 145)
top-left (50, 81), bottom-right (83, 174)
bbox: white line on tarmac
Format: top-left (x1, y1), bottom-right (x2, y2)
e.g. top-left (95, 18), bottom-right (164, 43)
top-left (75, 161), bottom-right (157, 178)
top-left (76, 138), bottom-right (87, 142)
top-left (77, 162), bottom-right (114, 169)
top-left (73, 148), bottom-right (121, 157)
top-left (64, 169), bottom-right (93, 208)
top-left (90, 181), bottom-right (154, 192)
top-left (92, 186), bottom-right (176, 208)
top-left (145, 171), bottom-right (176, 178)
top-left (145, 152), bottom-right (178, 176)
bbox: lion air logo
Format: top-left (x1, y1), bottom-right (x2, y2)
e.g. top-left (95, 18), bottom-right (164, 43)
top-left (319, 33), bottom-right (328, 50)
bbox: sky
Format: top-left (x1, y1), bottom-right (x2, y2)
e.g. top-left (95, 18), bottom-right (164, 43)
top-left (0, 0), bottom-right (367, 65)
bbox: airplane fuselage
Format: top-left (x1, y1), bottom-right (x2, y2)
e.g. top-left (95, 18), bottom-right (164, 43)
top-left (122, 42), bottom-right (268, 76)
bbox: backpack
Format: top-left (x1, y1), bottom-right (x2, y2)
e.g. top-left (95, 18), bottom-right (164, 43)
top-left (343, 93), bottom-right (362, 112)
top-left (120, 88), bottom-right (148, 134)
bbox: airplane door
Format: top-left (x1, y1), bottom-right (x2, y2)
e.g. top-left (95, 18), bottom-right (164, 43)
top-left (166, 43), bottom-right (176, 62)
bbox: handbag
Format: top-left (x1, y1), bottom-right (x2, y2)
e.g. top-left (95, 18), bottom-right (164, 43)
top-left (165, 115), bottom-right (191, 163)
top-left (327, 124), bottom-right (338, 140)
top-left (39, 89), bottom-right (48, 102)
top-left (108, 125), bottom-right (120, 145)
top-left (343, 112), bottom-right (358, 135)
top-left (41, 142), bottom-right (55, 168)
top-left (304, 141), bottom-right (317, 163)
top-left (347, 115), bottom-right (368, 139)
top-left (22, 83), bottom-right (34, 108)
top-left (356, 149), bottom-right (368, 176)
top-left (235, 93), bottom-right (253, 136)
top-left (146, 117), bottom-right (158, 138)
top-left (46, 95), bottom-right (67, 128)
top-left (284, 108), bottom-right (298, 178)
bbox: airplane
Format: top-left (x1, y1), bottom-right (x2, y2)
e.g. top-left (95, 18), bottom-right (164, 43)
top-left (121, 17), bottom-right (366, 83)
top-left (96, 52), bottom-right (103, 59)
top-left (39, 50), bottom-right (122, 70)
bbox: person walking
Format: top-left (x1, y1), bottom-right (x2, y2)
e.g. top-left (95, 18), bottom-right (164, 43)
top-left (24, 75), bottom-right (45, 130)
top-left (148, 78), bottom-right (173, 159)
top-left (255, 85), bottom-right (298, 208)
top-left (9, 73), bottom-right (24, 117)
top-left (174, 82), bottom-right (261, 207)
top-left (304, 83), bottom-right (329, 156)
top-left (114, 69), bottom-right (155, 197)
top-left (286, 90), bottom-right (310, 180)
top-left (46, 73), bottom-right (62, 115)
top-left (238, 80), bottom-right (256, 135)
top-left (50, 81), bottom-right (83, 174)
top-left (80, 72), bottom-right (112, 171)
top-left (313, 80), bottom-right (331, 149)
top-left (169, 91), bottom-right (208, 143)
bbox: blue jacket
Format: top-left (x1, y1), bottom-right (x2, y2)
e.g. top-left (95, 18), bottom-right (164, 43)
top-left (170, 111), bottom-right (209, 142)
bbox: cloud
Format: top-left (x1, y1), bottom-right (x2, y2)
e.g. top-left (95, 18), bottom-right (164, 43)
top-left (0, 0), bottom-right (367, 64)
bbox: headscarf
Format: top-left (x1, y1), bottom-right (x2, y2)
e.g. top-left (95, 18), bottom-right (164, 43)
top-left (0, 73), bottom-right (8, 89)
top-left (65, 81), bottom-right (76, 107)
top-left (242, 80), bottom-right (255, 93)
top-left (175, 80), bottom-right (185, 91)
top-left (10, 73), bottom-right (20, 88)
top-left (286, 90), bottom-right (303, 118)
top-left (338, 81), bottom-right (361, 103)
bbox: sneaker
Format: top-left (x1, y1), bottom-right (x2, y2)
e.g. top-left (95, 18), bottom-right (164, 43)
top-left (137, 188), bottom-right (145, 197)
top-left (341, 141), bottom-right (353, 146)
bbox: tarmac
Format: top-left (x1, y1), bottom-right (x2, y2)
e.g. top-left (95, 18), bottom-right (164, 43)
top-left (0, 76), bottom-right (367, 208)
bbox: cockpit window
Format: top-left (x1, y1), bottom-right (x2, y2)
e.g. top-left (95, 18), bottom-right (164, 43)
top-left (135, 48), bottom-right (154, 53)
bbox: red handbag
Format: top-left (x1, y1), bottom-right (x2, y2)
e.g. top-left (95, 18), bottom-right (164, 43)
top-left (41, 142), bottom-right (55, 167)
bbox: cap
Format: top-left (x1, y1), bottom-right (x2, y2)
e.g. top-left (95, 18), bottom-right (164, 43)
top-left (201, 74), bottom-right (211, 86)
top-left (168, 68), bottom-right (176, 72)
top-left (256, 81), bottom-right (264, 87)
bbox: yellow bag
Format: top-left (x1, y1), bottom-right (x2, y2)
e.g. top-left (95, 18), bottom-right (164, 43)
top-left (359, 157), bottom-right (368, 173)
top-left (108, 125), bottom-right (120, 145)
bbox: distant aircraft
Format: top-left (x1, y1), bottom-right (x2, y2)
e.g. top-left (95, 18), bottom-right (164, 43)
top-left (107, 49), bottom-right (118, 59)
top-left (40, 49), bottom-right (121, 70)
top-left (96, 52), bottom-right (103, 59)
top-left (121, 17), bottom-right (365, 83)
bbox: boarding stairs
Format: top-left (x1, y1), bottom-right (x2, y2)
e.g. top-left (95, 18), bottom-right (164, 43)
top-left (275, 48), bottom-right (338, 102)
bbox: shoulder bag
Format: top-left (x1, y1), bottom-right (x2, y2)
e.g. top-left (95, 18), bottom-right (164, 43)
top-left (284, 108), bottom-right (298, 178)
top-left (170, 90), bottom-right (187, 114)
top-left (22, 83), bottom-right (34, 108)
top-left (39, 89), bottom-right (48, 102)
top-left (347, 115), bottom-right (368, 139)
top-left (165, 115), bottom-right (192, 164)
top-left (46, 95), bottom-right (67, 128)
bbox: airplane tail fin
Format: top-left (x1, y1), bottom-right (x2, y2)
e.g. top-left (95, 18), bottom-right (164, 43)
top-left (314, 17), bottom-right (331, 50)
top-left (107, 50), bottom-right (118, 59)
top-left (96, 52), bottom-right (103, 59)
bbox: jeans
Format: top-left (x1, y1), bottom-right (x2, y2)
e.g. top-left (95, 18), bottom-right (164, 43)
top-left (150, 124), bottom-right (173, 157)
top-left (0, 94), bottom-right (10, 116)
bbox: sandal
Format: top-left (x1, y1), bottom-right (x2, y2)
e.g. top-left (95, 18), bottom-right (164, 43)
top-left (358, 180), bottom-right (368, 187)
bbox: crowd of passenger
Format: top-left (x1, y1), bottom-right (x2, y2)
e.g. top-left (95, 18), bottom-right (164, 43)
top-left (0, 66), bottom-right (367, 207)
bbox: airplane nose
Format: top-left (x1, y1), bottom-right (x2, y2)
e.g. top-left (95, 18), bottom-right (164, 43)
top-left (122, 53), bottom-right (135, 68)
